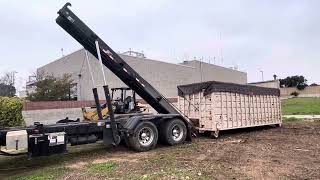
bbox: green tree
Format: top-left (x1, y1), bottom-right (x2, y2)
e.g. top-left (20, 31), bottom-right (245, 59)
top-left (0, 84), bottom-right (16, 97)
top-left (27, 73), bottom-right (75, 101)
top-left (280, 75), bottom-right (308, 90)
top-left (0, 72), bottom-right (16, 97)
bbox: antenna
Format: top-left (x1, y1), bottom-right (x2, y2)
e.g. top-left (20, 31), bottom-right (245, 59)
top-left (234, 64), bottom-right (239, 70)
top-left (219, 32), bottom-right (223, 65)
top-left (61, 48), bottom-right (64, 57)
top-left (199, 57), bottom-right (203, 82)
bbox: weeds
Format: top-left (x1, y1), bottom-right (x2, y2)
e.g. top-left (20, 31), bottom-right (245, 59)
top-left (11, 167), bottom-right (70, 180)
top-left (283, 117), bottom-right (302, 122)
top-left (86, 161), bottom-right (117, 172)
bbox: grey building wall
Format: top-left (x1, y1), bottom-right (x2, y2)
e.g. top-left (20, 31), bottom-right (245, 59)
top-left (38, 49), bottom-right (247, 100)
top-left (248, 80), bottom-right (280, 89)
top-left (180, 60), bottom-right (247, 84)
top-left (23, 108), bottom-right (83, 126)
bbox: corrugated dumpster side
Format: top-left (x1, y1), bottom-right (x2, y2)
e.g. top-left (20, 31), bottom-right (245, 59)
top-left (177, 81), bottom-right (282, 136)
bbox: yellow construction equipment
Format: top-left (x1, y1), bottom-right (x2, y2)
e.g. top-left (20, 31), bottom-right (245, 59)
top-left (82, 87), bottom-right (149, 121)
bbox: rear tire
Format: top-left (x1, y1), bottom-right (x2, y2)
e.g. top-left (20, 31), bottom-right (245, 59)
top-left (128, 121), bottom-right (158, 152)
top-left (162, 119), bottom-right (187, 145)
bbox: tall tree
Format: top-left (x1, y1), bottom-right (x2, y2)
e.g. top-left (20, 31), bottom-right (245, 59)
top-left (0, 72), bottom-right (16, 97)
top-left (280, 75), bottom-right (308, 90)
top-left (0, 84), bottom-right (16, 97)
top-left (27, 73), bottom-right (75, 101)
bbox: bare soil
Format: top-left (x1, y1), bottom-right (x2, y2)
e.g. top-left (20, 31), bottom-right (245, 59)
top-left (1, 121), bottom-right (320, 179)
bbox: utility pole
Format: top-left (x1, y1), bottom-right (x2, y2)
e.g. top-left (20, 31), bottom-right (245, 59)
top-left (260, 70), bottom-right (264, 81)
top-left (9, 71), bottom-right (17, 86)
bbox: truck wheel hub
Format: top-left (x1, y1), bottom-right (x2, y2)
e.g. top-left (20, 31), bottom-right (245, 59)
top-left (172, 125), bottom-right (183, 141)
top-left (138, 127), bottom-right (154, 146)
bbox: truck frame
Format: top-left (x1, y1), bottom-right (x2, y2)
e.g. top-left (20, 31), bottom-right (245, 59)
top-left (0, 3), bottom-right (192, 157)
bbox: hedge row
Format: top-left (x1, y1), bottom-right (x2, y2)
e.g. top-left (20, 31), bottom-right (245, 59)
top-left (0, 97), bottom-right (24, 127)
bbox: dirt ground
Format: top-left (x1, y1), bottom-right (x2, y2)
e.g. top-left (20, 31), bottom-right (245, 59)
top-left (1, 121), bottom-right (320, 180)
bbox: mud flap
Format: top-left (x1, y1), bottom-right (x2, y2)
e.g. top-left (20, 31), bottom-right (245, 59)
top-left (103, 124), bottom-right (114, 146)
top-left (186, 124), bottom-right (193, 142)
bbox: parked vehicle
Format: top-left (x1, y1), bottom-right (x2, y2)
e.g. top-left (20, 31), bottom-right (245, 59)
top-left (82, 87), bottom-right (149, 121)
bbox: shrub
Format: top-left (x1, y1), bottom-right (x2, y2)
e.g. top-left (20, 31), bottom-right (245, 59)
top-left (290, 91), bottom-right (299, 97)
top-left (0, 97), bottom-right (24, 127)
top-left (283, 117), bottom-right (301, 122)
top-left (297, 83), bottom-right (308, 90)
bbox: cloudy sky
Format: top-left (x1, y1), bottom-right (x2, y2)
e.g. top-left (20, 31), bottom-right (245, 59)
top-left (0, 0), bottom-right (319, 91)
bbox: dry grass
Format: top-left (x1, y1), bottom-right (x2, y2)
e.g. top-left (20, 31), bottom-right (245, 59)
top-left (1, 121), bottom-right (320, 180)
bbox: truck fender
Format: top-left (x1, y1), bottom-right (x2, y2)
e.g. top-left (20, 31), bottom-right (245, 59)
top-left (122, 116), bottom-right (144, 132)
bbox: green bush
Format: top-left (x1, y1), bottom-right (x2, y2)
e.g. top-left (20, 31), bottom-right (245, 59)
top-left (290, 91), bottom-right (299, 97)
top-left (283, 117), bottom-right (301, 122)
top-left (0, 97), bottom-right (24, 127)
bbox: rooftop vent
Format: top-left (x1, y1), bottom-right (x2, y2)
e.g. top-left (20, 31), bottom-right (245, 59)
top-left (121, 49), bottom-right (145, 58)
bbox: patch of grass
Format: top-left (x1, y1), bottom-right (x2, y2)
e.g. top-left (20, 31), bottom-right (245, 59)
top-left (10, 167), bottom-right (69, 180)
top-left (118, 172), bottom-right (140, 179)
top-left (86, 161), bottom-right (117, 172)
top-left (0, 143), bottom-right (106, 170)
top-left (141, 143), bottom-right (201, 166)
top-left (144, 153), bottom-right (173, 164)
top-left (171, 143), bottom-right (201, 154)
top-left (176, 143), bottom-right (199, 150)
top-left (283, 117), bottom-right (302, 123)
top-left (0, 143), bottom-right (106, 179)
top-left (141, 171), bottom-right (168, 180)
top-left (140, 168), bottom-right (207, 180)
top-left (282, 97), bottom-right (320, 115)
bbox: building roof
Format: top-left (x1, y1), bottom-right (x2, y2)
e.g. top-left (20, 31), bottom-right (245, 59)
top-left (180, 60), bottom-right (245, 73)
top-left (41, 48), bottom-right (246, 75)
top-left (248, 79), bottom-right (279, 84)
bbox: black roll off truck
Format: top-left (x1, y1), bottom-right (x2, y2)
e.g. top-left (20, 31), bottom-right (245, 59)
top-left (0, 3), bottom-right (193, 157)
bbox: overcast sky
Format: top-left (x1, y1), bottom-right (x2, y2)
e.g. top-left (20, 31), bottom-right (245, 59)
top-left (0, 0), bottom-right (319, 91)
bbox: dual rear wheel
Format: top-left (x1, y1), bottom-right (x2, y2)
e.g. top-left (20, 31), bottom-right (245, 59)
top-left (127, 118), bottom-right (187, 151)
top-left (160, 118), bottom-right (187, 146)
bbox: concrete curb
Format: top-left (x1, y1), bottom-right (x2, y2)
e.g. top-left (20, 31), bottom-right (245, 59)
top-left (283, 115), bottom-right (320, 119)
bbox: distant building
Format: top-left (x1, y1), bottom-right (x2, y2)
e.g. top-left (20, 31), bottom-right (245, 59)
top-left (18, 75), bottom-right (36, 98)
top-left (18, 90), bottom-right (27, 98)
top-left (25, 75), bottom-right (36, 94)
top-left (248, 80), bottom-right (280, 89)
top-left (36, 48), bottom-right (247, 100)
